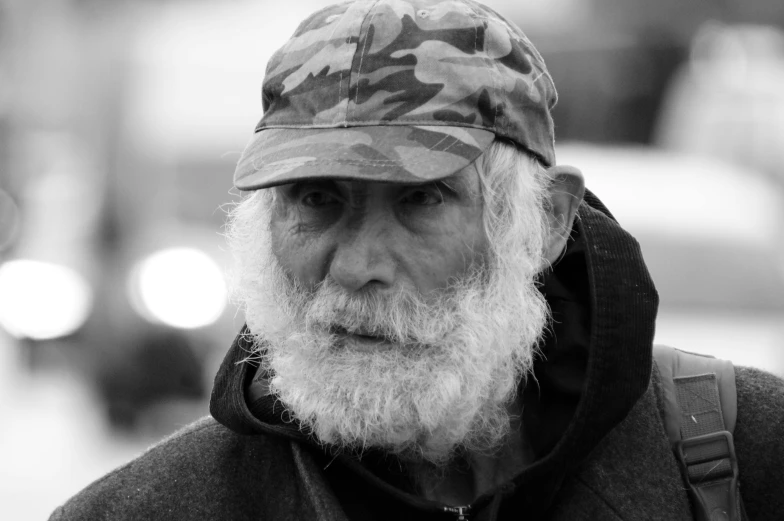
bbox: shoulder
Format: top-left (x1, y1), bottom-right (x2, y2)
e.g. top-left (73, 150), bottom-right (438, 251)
top-left (735, 365), bottom-right (784, 404)
top-left (49, 417), bottom-right (301, 521)
top-left (733, 365), bottom-right (784, 438)
top-left (732, 366), bottom-right (784, 519)
top-left (646, 360), bottom-right (784, 518)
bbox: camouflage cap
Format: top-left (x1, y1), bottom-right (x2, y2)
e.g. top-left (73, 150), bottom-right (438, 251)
top-left (234, 0), bottom-right (557, 191)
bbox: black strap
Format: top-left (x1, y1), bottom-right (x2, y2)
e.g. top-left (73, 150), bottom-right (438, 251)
top-left (673, 374), bottom-right (740, 521)
top-left (653, 346), bottom-right (743, 521)
top-left (674, 374), bottom-right (741, 521)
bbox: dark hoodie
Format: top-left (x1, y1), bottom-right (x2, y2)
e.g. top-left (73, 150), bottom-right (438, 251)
top-left (50, 192), bottom-right (784, 521)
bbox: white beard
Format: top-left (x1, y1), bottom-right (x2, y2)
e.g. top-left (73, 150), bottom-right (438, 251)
top-left (227, 189), bottom-right (550, 466)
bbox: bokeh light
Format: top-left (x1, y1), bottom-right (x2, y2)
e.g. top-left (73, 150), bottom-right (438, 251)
top-left (128, 247), bottom-right (227, 329)
top-left (0, 260), bottom-right (93, 340)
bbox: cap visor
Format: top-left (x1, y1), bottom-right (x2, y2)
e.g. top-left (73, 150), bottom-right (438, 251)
top-left (234, 125), bottom-right (494, 190)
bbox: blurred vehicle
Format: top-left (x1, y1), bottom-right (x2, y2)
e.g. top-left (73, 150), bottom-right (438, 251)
top-left (656, 22), bottom-right (784, 191)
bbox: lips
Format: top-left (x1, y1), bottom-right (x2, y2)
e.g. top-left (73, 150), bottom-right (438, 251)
top-left (328, 325), bottom-right (392, 351)
top-left (329, 324), bottom-right (385, 341)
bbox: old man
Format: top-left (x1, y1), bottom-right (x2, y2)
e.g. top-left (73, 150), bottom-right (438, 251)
top-left (51, 1), bottom-right (784, 519)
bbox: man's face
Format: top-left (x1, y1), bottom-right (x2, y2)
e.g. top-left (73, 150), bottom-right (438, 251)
top-left (228, 152), bottom-right (550, 465)
top-left (270, 164), bottom-right (489, 343)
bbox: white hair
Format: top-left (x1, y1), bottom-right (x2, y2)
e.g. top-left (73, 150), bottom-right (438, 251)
top-left (474, 140), bottom-right (553, 336)
top-left (225, 140), bottom-right (553, 465)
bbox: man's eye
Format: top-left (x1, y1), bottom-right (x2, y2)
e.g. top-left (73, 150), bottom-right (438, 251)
top-left (401, 188), bottom-right (443, 206)
top-left (301, 191), bottom-right (339, 207)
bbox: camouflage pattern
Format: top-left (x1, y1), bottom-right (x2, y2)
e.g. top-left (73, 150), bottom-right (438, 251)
top-left (235, 0), bottom-right (557, 191)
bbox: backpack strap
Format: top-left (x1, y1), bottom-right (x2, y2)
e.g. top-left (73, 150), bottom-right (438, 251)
top-left (652, 345), bottom-right (742, 521)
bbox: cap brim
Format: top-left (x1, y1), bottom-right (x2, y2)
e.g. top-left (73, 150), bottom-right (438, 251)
top-left (234, 125), bottom-right (495, 191)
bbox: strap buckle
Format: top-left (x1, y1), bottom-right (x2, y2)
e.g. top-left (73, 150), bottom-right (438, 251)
top-left (675, 431), bottom-right (740, 521)
top-left (443, 505), bottom-right (471, 520)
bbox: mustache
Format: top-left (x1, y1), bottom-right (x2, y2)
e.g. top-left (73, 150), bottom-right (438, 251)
top-left (292, 276), bottom-right (468, 346)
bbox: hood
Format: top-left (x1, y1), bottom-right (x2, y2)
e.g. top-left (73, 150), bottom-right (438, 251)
top-left (210, 189), bottom-right (658, 517)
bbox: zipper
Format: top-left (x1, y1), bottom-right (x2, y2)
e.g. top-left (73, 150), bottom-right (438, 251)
top-left (443, 505), bottom-right (471, 520)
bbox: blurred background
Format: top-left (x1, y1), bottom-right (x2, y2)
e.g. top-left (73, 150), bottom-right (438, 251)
top-left (1, 0), bottom-right (783, 518)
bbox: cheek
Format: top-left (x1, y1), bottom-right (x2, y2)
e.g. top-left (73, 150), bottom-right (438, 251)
top-left (444, 209), bottom-right (488, 268)
top-left (270, 210), bottom-right (331, 289)
top-left (408, 206), bottom-right (488, 291)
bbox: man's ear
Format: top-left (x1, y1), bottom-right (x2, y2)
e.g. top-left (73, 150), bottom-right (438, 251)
top-left (543, 165), bottom-right (585, 264)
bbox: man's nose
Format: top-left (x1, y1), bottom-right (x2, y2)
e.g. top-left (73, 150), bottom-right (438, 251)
top-left (328, 220), bottom-right (396, 293)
